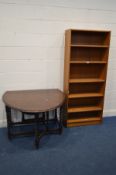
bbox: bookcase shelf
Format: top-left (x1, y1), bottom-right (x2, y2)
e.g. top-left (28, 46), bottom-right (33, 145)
top-left (70, 61), bottom-right (107, 64)
top-left (68, 93), bottom-right (103, 98)
top-left (64, 29), bottom-right (111, 127)
top-left (69, 78), bottom-right (105, 83)
top-left (71, 44), bottom-right (109, 48)
top-left (68, 106), bottom-right (102, 113)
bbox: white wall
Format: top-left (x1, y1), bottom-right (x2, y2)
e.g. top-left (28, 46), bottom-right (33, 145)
top-left (0, 0), bottom-right (116, 125)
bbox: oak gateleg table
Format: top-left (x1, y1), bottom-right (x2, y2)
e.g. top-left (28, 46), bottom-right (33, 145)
top-left (2, 89), bottom-right (65, 148)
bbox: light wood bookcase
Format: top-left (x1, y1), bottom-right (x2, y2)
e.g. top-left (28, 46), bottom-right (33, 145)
top-left (64, 29), bottom-right (111, 127)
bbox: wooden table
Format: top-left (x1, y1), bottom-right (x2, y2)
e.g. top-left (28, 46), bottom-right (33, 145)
top-left (2, 89), bottom-right (65, 148)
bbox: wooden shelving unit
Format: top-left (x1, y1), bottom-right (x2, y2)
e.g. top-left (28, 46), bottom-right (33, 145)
top-left (64, 29), bottom-right (111, 127)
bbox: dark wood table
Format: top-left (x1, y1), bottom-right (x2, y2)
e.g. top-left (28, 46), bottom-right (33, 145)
top-left (2, 89), bottom-right (65, 148)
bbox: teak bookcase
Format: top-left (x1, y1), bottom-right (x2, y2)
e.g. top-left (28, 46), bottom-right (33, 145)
top-left (64, 29), bottom-right (111, 127)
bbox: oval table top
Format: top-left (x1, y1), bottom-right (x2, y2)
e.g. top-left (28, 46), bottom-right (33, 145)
top-left (3, 89), bottom-right (65, 113)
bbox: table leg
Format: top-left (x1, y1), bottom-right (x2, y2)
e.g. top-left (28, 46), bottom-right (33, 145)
top-left (59, 106), bottom-right (63, 134)
top-left (22, 112), bottom-right (25, 123)
top-left (5, 106), bottom-right (12, 140)
top-left (54, 109), bottom-right (57, 122)
top-left (46, 111), bottom-right (49, 131)
top-left (34, 113), bottom-right (40, 149)
top-left (34, 113), bottom-right (46, 149)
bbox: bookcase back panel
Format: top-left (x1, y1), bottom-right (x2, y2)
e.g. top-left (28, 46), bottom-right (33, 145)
top-left (69, 83), bottom-right (104, 94)
top-left (70, 64), bottom-right (106, 79)
top-left (68, 97), bottom-right (103, 108)
top-left (68, 111), bottom-right (102, 120)
top-left (71, 31), bottom-right (110, 45)
top-left (71, 47), bottom-right (108, 61)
